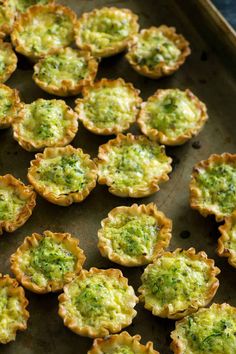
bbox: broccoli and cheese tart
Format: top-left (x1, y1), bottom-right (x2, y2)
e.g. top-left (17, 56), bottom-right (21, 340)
top-left (75, 78), bottom-right (142, 135)
top-left (95, 133), bottom-right (172, 197)
top-left (138, 89), bottom-right (208, 145)
top-left (0, 174), bottom-right (36, 235)
top-left (0, 83), bottom-right (20, 128)
top-left (88, 331), bottom-right (160, 354)
top-left (0, 274), bottom-right (29, 344)
top-left (7, 0), bottom-right (54, 15)
top-left (12, 98), bottom-right (78, 151)
top-left (190, 153), bottom-right (236, 221)
top-left (0, 40), bottom-right (17, 83)
top-left (11, 4), bottom-right (77, 61)
top-left (58, 268), bottom-right (138, 338)
top-left (218, 210), bottom-right (236, 268)
top-left (11, 230), bottom-right (86, 294)
top-left (0, 0), bottom-right (14, 38)
top-left (170, 303), bottom-right (236, 354)
top-left (33, 48), bottom-right (98, 97)
top-left (98, 203), bottom-right (172, 267)
top-left (27, 145), bottom-right (97, 206)
top-left (138, 248), bottom-right (220, 320)
top-left (75, 7), bottom-right (139, 58)
top-left (126, 26), bottom-right (190, 79)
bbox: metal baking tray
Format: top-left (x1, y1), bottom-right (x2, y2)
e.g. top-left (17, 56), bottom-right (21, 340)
top-left (0, 1), bottom-right (235, 353)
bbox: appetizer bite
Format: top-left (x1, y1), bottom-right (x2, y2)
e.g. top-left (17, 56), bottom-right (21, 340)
top-left (0, 40), bottom-right (17, 83)
top-left (27, 145), bottom-right (97, 206)
top-left (75, 7), bottom-right (139, 57)
top-left (0, 274), bottom-right (29, 344)
top-left (0, 174), bottom-right (36, 235)
top-left (98, 203), bottom-right (172, 266)
top-left (12, 98), bottom-right (78, 151)
top-left (126, 26), bottom-right (190, 79)
top-left (190, 153), bottom-right (236, 221)
top-left (33, 48), bottom-right (98, 97)
top-left (11, 230), bottom-right (86, 293)
top-left (0, 83), bottom-right (20, 128)
top-left (7, 0), bottom-right (54, 15)
top-left (95, 133), bottom-right (172, 197)
top-left (75, 78), bottom-right (142, 135)
top-left (138, 248), bottom-right (220, 319)
top-left (138, 89), bottom-right (208, 145)
top-left (0, 0), bottom-right (14, 38)
top-left (11, 4), bottom-right (77, 61)
top-left (58, 268), bottom-right (138, 338)
top-left (170, 303), bottom-right (236, 353)
top-left (88, 331), bottom-right (160, 354)
top-left (218, 210), bottom-right (236, 268)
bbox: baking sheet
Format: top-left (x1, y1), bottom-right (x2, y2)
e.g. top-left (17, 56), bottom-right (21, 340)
top-left (0, 0), bottom-right (236, 353)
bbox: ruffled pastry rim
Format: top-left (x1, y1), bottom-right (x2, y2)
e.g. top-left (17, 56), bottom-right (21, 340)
top-left (218, 210), bottom-right (236, 268)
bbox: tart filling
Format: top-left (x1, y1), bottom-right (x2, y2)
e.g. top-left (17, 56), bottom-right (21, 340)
top-left (0, 40), bottom-right (17, 83)
top-left (58, 268), bottom-right (138, 338)
top-left (138, 89), bottom-right (208, 145)
top-left (0, 274), bottom-right (29, 344)
top-left (218, 211), bottom-right (236, 268)
top-left (0, 174), bottom-right (36, 235)
top-left (75, 7), bottom-right (139, 57)
top-left (170, 303), bottom-right (236, 354)
top-left (190, 153), bottom-right (236, 221)
top-left (75, 78), bottom-right (142, 135)
top-left (11, 230), bottom-right (86, 293)
top-left (96, 133), bottom-right (172, 197)
top-left (11, 4), bottom-right (77, 60)
top-left (0, 83), bottom-right (20, 128)
top-left (88, 331), bottom-right (160, 354)
top-left (13, 98), bottom-right (78, 151)
top-left (98, 203), bottom-right (172, 266)
top-left (126, 26), bottom-right (190, 79)
top-left (7, 0), bottom-right (54, 14)
top-left (0, 1), bottom-right (14, 38)
top-left (27, 145), bottom-right (97, 206)
top-left (138, 248), bottom-right (220, 319)
top-left (33, 48), bottom-right (98, 97)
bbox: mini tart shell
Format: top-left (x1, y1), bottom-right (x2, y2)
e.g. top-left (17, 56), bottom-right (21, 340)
top-left (0, 174), bottom-right (36, 235)
top-left (126, 26), bottom-right (190, 79)
top-left (138, 248), bottom-right (220, 320)
top-left (0, 40), bottom-right (17, 83)
top-left (75, 7), bottom-right (139, 58)
top-left (58, 267), bottom-right (138, 338)
top-left (10, 230), bottom-right (86, 294)
top-left (218, 210), bottom-right (236, 268)
top-left (138, 89), bottom-right (208, 145)
top-left (33, 48), bottom-right (98, 97)
top-left (11, 4), bottom-right (77, 61)
top-left (190, 153), bottom-right (236, 222)
top-left (75, 78), bottom-right (142, 135)
top-left (12, 99), bottom-right (78, 152)
top-left (0, 274), bottom-right (29, 344)
top-left (0, 83), bottom-right (20, 128)
top-left (27, 145), bottom-right (97, 206)
top-left (95, 133), bottom-right (172, 198)
top-left (88, 331), bottom-right (160, 354)
top-left (97, 203), bottom-right (172, 267)
top-left (170, 303), bottom-right (236, 354)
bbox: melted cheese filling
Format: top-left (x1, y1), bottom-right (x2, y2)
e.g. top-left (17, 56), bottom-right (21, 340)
top-left (8, 0), bottom-right (51, 13)
top-left (105, 347), bottom-right (134, 354)
top-left (0, 186), bottom-right (25, 222)
top-left (0, 87), bottom-right (15, 123)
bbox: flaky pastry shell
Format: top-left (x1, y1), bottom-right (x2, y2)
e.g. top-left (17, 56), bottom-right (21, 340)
top-left (0, 174), bottom-right (36, 235)
top-left (11, 230), bottom-right (86, 294)
top-left (218, 210), bottom-right (236, 268)
top-left (58, 267), bottom-right (138, 338)
top-left (27, 145), bottom-right (97, 206)
top-left (88, 331), bottom-right (160, 354)
top-left (138, 89), bottom-right (208, 145)
top-left (0, 83), bottom-right (20, 128)
top-left (190, 153), bottom-right (236, 221)
top-left (138, 248), bottom-right (220, 320)
top-left (75, 78), bottom-right (142, 135)
top-left (0, 40), bottom-right (17, 83)
top-left (75, 7), bottom-right (139, 58)
top-left (33, 48), bottom-right (98, 97)
top-left (98, 203), bottom-right (172, 266)
top-left (95, 133), bottom-right (172, 197)
top-left (0, 274), bottom-right (29, 344)
top-left (126, 26), bottom-right (190, 79)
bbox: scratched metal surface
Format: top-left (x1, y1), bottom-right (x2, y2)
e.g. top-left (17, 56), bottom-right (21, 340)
top-left (0, 1), bottom-right (236, 353)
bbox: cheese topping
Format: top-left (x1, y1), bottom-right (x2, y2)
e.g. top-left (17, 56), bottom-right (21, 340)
top-left (108, 347), bottom-right (134, 354)
top-left (0, 86), bottom-right (16, 123)
top-left (8, 0), bottom-right (51, 13)
top-left (0, 186), bottom-right (25, 222)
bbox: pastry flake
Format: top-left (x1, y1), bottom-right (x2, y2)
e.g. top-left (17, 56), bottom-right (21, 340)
top-left (0, 83), bottom-right (20, 128)
top-left (0, 39), bottom-right (17, 83)
top-left (218, 210), bottom-right (236, 268)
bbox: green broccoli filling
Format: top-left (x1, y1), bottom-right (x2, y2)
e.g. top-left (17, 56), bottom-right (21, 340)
top-left (0, 188), bottom-right (25, 222)
top-left (110, 347), bottom-right (134, 354)
top-left (0, 88), bottom-right (14, 122)
top-left (9, 0), bottom-right (51, 13)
